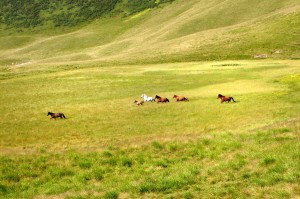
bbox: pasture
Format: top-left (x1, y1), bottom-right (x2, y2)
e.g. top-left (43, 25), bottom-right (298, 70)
top-left (0, 60), bottom-right (299, 198)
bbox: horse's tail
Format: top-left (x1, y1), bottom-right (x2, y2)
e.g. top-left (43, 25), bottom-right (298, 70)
top-left (62, 113), bottom-right (66, 118)
top-left (167, 98), bottom-right (169, 102)
top-left (230, 97), bottom-right (236, 103)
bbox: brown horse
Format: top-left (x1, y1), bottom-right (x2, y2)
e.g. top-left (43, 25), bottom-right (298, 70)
top-left (217, 94), bottom-right (236, 103)
top-left (47, 112), bottom-right (66, 119)
top-left (154, 95), bottom-right (169, 103)
top-left (173, 95), bottom-right (189, 101)
top-left (134, 100), bottom-right (144, 106)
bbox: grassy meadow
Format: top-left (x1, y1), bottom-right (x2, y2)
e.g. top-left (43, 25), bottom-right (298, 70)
top-left (0, 60), bottom-right (299, 198)
top-left (0, 0), bottom-right (300, 198)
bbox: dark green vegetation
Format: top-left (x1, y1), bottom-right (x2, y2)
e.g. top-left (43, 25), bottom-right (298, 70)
top-left (0, 0), bottom-right (174, 29)
top-left (0, 60), bottom-right (299, 198)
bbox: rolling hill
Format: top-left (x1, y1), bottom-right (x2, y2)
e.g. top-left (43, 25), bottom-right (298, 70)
top-left (0, 0), bottom-right (299, 66)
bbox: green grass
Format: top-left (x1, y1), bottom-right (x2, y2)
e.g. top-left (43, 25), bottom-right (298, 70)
top-left (0, 1), bottom-right (299, 198)
top-left (0, 60), bottom-right (299, 198)
top-left (0, 129), bottom-right (299, 198)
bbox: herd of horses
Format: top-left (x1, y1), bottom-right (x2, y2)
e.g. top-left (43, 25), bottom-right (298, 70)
top-left (140, 94), bottom-right (190, 104)
top-left (48, 94), bottom-right (235, 118)
top-left (134, 93), bottom-right (235, 105)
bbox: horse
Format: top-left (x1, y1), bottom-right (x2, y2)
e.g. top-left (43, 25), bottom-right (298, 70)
top-left (154, 95), bottom-right (169, 103)
top-left (141, 94), bottom-right (155, 102)
top-left (134, 100), bottom-right (144, 106)
top-left (217, 94), bottom-right (236, 103)
top-left (173, 95), bottom-right (189, 101)
top-left (47, 112), bottom-right (66, 119)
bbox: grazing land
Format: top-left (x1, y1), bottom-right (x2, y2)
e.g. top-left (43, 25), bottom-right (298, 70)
top-left (0, 60), bottom-right (299, 198)
top-left (0, 0), bottom-right (300, 198)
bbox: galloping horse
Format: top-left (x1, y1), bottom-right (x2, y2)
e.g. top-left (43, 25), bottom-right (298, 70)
top-left (47, 112), bottom-right (66, 119)
top-left (217, 94), bottom-right (236, 103)
top-left (134, 100), bottom-right (144, 106)
top-left (173, 95), bottom-right (189, 101)
top-left (141, 94), bottom-right (155, 102)
top-left (154, 95), bottom-right (169, 103)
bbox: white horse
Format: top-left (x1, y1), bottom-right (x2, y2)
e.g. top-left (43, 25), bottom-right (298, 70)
top-left (141, 94), bottom-right (155, 102)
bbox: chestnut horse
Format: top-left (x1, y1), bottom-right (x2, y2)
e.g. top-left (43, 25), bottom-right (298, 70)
top-left (47, 112), bottom-right (66, 119)
top-left (154, 95), bottom-right (169, 103)
top-left (173, 95), bottom-right (189, 101)
top-left (217, 94), bottom-right (236, 103)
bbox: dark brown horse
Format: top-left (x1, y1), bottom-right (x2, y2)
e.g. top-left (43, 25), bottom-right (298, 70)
top-left (173, 95), bottom-right (189, 101)
top-left (217, 94), bottom-right (236, 103)
top-left (47, 112), bottom-right (66, 119)
top-left (154, 95), bottom-right (169, 103)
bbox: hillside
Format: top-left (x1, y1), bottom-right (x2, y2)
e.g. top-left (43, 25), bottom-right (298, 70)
top-left (0, 0), bottom-right (299, 66)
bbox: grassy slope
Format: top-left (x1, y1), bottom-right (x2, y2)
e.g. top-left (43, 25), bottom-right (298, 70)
top-left (0, 0), bottom-right (299, 66)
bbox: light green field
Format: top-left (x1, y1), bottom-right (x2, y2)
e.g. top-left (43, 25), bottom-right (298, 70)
top-left (0, 60), bottom-right (299, 198)
top-left (0, 0), bottom-right (300, 198)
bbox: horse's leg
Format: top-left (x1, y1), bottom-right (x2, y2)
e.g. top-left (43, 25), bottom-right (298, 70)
top-left (231, 97), bottom-right (236, 103)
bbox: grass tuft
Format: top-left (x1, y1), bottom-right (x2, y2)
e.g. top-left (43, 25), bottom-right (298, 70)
top-left (263, 157), bottom-right (276, 166)
top-left (103, 190), bottom-right (119, 199)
